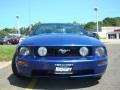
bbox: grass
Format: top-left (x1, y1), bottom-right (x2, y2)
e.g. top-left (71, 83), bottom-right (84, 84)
top-left (0, 45), bottom-right (16, 61)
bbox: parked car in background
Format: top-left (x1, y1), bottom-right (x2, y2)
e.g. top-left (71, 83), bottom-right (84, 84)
top-left (12, 23), bottom-right (108, 80)
top-left (19, 36), bottom-right (28, 43)
top-left (0, 36), bottom-right (12, 45)
top-left (87, 32), bottom-right (99, 39)
top-left (9, 36), bottom-right (20, 44)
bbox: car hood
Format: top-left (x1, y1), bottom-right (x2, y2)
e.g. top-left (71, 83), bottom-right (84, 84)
top-left (19, 33), bottom-right (103, 46)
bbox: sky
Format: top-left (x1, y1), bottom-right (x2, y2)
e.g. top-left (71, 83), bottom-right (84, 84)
top-left (0, 0), bottom-right (120, 28)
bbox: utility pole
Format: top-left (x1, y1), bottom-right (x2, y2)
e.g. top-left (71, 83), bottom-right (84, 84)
top-left (94, 7), bottom-right (99, 33)
top-left (16, 16), bottom-right (21, 36)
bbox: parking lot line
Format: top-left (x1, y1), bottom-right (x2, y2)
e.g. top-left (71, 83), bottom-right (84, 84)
top-left (26, 79), bottom-right (38, 90)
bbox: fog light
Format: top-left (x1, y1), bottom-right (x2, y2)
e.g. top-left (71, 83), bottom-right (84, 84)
top-left (17, 60), bottom-right (27, 65)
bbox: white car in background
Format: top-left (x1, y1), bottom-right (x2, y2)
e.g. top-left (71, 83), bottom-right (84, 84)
top-left (19, 36), bottom-right (28, 43)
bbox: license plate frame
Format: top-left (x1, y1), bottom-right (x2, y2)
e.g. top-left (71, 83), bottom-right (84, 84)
top-left (54, 67), bottom-right (72, 74)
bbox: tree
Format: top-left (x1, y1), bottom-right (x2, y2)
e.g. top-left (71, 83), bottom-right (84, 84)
top-left (84, 22), bottom-right (96, 30)
top-left (0, 30), bottom-right (8, 36)
top-left (114, 17), bottom-right (120, 26)
top-left (31, 21), bottom-right (41, 31)
top-left (103, 17), bottom-right (115, 26)
top-left (72, 21), bottom-right (79, 24)
top-left (103, 17), bottom-right (120, 26)
top-left (2, 28), bottom-right (18, 34)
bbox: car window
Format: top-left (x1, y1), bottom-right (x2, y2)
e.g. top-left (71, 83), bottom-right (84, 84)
top-left (31, 24), bottom-right (87, 35)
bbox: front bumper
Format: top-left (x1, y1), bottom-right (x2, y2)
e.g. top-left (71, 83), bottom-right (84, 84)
top-left (16, 56), bottom-right (108, 78)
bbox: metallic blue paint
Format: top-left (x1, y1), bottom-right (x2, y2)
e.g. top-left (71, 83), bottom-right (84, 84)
top-left (14, 24), bottom-right (108, 78)
top-left (20, 34), bottom-right (104, 46)
top-left (16, 55), bottom-right (107, 78)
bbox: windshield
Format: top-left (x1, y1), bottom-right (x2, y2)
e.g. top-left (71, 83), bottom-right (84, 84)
top-left (31, 23), bottom-right (87, 35)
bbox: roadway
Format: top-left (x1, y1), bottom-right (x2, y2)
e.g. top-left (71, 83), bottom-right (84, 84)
top-left (0, 44), bottom-right (120, 90)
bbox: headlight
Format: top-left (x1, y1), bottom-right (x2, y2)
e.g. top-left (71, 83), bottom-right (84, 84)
top-left (95, 47), bottom-right (105, 56)
top-left (79, 47), bottom-right (89, 56)
top-left (38, 47), bottom-right (47, 56)
top-left (19, 47), bottom-right (30, 56)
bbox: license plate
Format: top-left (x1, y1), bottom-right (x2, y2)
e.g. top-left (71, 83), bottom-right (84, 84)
top-left (55, 67), bottom-right (72, 74)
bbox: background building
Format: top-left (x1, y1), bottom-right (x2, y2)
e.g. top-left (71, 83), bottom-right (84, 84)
top-left (101, 27), bottom-right (120, 40)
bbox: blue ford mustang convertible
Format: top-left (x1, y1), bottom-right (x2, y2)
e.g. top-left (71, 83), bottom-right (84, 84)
top-left (12, 23), bottom-right (108, 80)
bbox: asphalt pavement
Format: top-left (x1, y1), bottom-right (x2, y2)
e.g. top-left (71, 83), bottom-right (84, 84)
top-left (0, 44), bottom-right (120, 90)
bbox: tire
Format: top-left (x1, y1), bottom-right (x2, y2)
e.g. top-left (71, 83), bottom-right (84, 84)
top-left (0, 43), bottom-right (3, 45)
top-left (3, 42), bottom-right (7, 45)
top-left (6, 41), bottom-right (10, 45)
top-left (12, 54), bottom-right (25, 78)
top-left (92, 76), bottom-right (102, 81)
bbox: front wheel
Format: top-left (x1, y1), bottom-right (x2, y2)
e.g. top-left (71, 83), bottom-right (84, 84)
top-left (12, 54), bottom-right (25, 78)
